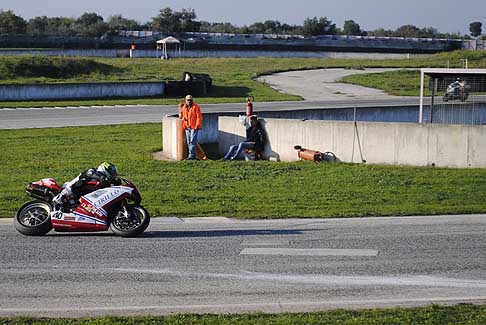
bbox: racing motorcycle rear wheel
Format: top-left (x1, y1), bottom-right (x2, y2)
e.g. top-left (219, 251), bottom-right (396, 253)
top-left (110, 205), bottom-right (150, 237)
top-left (14, 201), bottom-right (53, 236)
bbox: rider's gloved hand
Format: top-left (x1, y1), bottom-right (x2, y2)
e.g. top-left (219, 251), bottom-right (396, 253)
top-left (52, 193), bottom-right (64, 206)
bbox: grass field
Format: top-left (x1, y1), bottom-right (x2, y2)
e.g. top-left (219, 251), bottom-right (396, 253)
top-left (341, 52), bottom-right (486, 97)
top-left (341, 69), bottom-right (430, 96)
top-left (1, 304), bottom-right (485, 324)
top-left (1, 50), bottom-right (486, 108)
top-left (1, 123), bottom-right (486, 218)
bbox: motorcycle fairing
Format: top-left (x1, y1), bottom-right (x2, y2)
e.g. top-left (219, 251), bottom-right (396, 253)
top-left (50, 210), bottom-right (108, 232)
top-left (83, 186), bottom-right (133, 215)
top-left (32, 178), bottom-right (62, 191)
top-left (51, 186), bottom-right (134, 232)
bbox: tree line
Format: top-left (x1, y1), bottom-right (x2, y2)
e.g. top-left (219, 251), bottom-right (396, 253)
top-left (0, 7), bottom-right (479, 39)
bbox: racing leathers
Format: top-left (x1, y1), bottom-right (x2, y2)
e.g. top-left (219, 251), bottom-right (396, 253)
top-left (53, 168), bottom-right (120, 211)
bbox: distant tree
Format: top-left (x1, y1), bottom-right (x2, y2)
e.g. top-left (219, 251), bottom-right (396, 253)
top-left (199, 21), bottom-right (238, 33)
top-left (27, 16), bottom-right (48, 35)
top-left (0, 10), bottom-right (27, 34)
top-left (239, 25), bottom-right (252, 34)
top-left (248, 22), bottom-right (266, 34)
top-left (107, 15), bottom-right (142, 33)
top-left (45, 17), bottom-right (76, 36)
top-left (73, 12), bottom-right (108, 37)
top-left (243, 20), bottom-right (301, 35)
top-left (393, 24), bottom-right (421, 37)
top-left (369, 26), bottom-right (461, 39)
top-left (151, 7), bottom-right (198, 34)
top-left (152, 7), bottom-right (178, 33)
top-left (470, 21), bottom-right (482, 37)
top-left (262, 20), bottom-right (282, 34)
top-left (302, 17), bottom-right (337, 36)
top-left (180, 8), bottom-right (199, 32)
top-left (280, 23), bottom-right (302, 35)
top-left (418, 27), bottom-right (438, 38)
top-left (342, 20), bottom-right (362, 36)
top-left (368, 28), bottom-right (392, 37)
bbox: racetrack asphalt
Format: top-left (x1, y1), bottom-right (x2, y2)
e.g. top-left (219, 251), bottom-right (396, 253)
top-left (0, 215), bottom-right (485, 317)
top-left (2, 70), bottom-right (484, 317)
top-left (256, 68), bottom-right (410, 101)
top-left (0, 68), bottom-right (422, 129)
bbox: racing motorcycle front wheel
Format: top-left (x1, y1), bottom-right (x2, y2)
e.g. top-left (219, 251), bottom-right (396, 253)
top-left (110, 205), bottom-right (150, 237)
top-left (14, 201), bottom-right (53, 236)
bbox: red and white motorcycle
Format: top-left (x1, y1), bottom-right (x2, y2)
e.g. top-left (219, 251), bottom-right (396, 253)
top-left (14, 177), bottom-right (150, 237)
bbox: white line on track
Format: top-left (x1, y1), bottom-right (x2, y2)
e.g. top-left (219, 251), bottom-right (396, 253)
top-left (241, 241), bottom-right (289, 246)
top-left (240, 248), bottom-right (379, 256)
top-left (1, 296), bottom-right (486, 316)
top-left (110, 268), bottom-right (486, 288)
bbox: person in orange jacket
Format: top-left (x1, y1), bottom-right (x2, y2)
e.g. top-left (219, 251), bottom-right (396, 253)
top-left (180, 94), bottom-right (203, 160)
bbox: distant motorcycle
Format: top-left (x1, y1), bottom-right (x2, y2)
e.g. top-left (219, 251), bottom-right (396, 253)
top-left (443, 82), bottom-right (469, 102)
top-left (14, 177), bottom-right (150, 237)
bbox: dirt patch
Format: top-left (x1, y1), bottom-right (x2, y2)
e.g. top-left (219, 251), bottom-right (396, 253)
top-left (151, 151), bottom-right (174, 161)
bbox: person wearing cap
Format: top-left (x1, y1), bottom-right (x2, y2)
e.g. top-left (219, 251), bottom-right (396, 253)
top-left (223, 115), bottom-right (265, 161)
top-left (180, 95), bottom-right (203, 160)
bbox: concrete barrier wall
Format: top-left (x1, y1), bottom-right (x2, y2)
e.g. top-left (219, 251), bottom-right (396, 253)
top-left (217, 116), bottom-right (486, 168)
top-left (163, 115), bottom-right (219, 145)
top-left (0, 33), bottom-right (462, 53)
top-left (0, 49), bottom-right (426, 59)
top-left (174, 106), bottom-right (424, 145)
top-left (162, 117), bottom-right (179, 160)
top-left (0, 49), bottom-right (130, 58)
top-left (0, 82), bottom-right (165, 101)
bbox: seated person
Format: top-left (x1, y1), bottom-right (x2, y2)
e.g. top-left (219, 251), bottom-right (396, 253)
top-left (223, 115), bottom-right (265, 161)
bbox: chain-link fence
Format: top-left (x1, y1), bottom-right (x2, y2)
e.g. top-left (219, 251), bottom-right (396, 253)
top-left (420, 69), bottom-right (486, 125)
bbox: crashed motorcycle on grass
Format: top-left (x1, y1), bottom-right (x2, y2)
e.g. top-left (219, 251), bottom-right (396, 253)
top-left (14, 177), bottom-right (150, 237)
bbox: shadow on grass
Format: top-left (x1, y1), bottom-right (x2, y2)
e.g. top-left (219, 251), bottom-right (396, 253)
top-left (207, 85), bottom-right (251, 98)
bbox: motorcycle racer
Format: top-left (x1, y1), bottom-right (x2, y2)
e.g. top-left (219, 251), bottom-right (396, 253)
top-left (52, 162), bottom-right (120, 212)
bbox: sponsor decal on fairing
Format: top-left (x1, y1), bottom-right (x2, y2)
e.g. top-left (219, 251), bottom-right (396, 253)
top-left (84, 186), bottom-right (132, 211)
top-left (72, 211), bottom-right (106, 225)
top-left (79, 201), bottom-right (106, 218)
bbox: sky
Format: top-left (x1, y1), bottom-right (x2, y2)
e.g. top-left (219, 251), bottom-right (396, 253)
top-left (1, 0), bottom-right (485, 35)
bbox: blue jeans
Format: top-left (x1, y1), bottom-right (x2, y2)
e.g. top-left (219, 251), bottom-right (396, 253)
top-left (185, 129), bottom-right (199, 159)
top-left (223, 141), bottom-right (255, 160)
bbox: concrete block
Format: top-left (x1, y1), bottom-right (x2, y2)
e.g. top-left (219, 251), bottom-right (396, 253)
top-left (0, 82), bottom-right (165, 101)
top-left (357, 122), bottom-right (394, 164)
top-left (162, 117), bottom-right (179, 160)
top-left (215, 117), bottom-right (486, 168)
top-left (467, 125), bottom-right (486, 168)
top-left (427, 124), bottom-right (469, 168)
top-left (330, 121), bottom-right (359, 163)
top-left (394, 123), bottom-right (429, 166)
top-left (263, 119), bottom-right (307, 161)
top-left (304, 120), bottom-right (338, 159)
top-left (218, 117), bottom-right (246, 155)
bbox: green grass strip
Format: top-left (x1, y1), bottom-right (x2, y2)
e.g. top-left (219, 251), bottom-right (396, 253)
top-left (341, 69), bottom-right (430, 96)
top-left (0, 304), bottom-right (485, 324)
top-left (1, 50), bottom-right (486, 108)
top-left (1, 123), bottom-right (486, 218)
